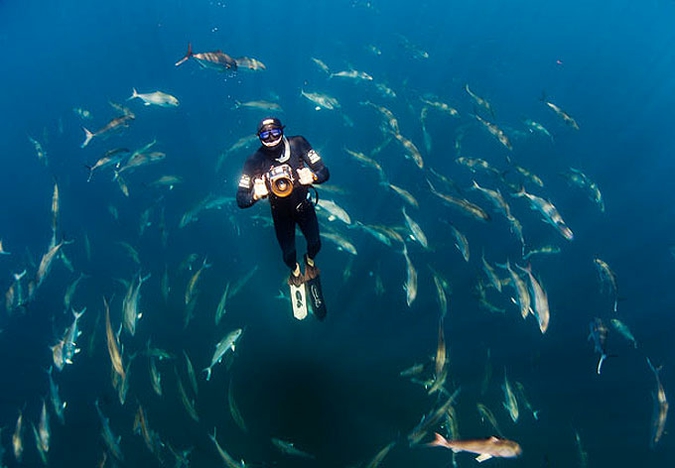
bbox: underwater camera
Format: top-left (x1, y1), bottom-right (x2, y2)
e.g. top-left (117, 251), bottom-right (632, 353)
top-left (266, 164), bottom-right (294, 197)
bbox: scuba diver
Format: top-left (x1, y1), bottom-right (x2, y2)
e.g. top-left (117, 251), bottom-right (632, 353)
top-left (236, 117), bottom-right (330, 319)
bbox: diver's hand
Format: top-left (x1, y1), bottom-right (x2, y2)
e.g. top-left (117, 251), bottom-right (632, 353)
top-left (297, 167), bottom-right (315, 185)
top-left (252, 177), bottom-right (268, 200)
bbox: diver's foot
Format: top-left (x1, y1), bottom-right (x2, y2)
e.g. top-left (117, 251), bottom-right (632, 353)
top-left (303, 254), bottom-right (320, 281)
top-left (288, 263), bottom-right (304, 287)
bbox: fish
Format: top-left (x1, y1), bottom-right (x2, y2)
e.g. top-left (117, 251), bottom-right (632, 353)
top-left (561, 167), bottom-right (605, 212)
top-left (344, 147), bottom-right (385, 178)
top-left (426, 432), bottom-right (522, 463)
top-left (321, 231), bottom-right (358, 255)
top-left (104, 296), bottom-right (126, 382)
top-left (502, 370), bottom-right (519, 423)
top-left (122, 272), bottom-right (151, 336)
top-left (402, 206), bottom-right (428, 249)
top-left (61, 307), bottom-right (86, 366)
top-left (522, 245), bottom-right (561, 260)
top-left (544, 99), bottom-right (580, 129)
top-left (301, 90), bottom-right (340, 110)
top-left (128, 88), bottom-right (179, 107)
top-left (434, 317), bottom-right (448, 385)
top-left (116, 150), bottom-right (166, 176)
top-left (646, 357), bottom-right (669, 448)
top-left (63, 272), bottom-right (89, 313)
top-left (228, 379), bottom-right (247, 432)
top-left (515, 381), bottom-right (539, 420)
top-left (133, 405), bottom-right (164, 459)
top-left (228, 265), bottom-right (258, 299)
top-left (588, 318), bottom-right (609, 374)
top-left (393, 132), bottom-right (424, 169)
top-left (81, 113), bottom-right (135, 148)
top-left (428, 180), bottom-right (491, 222)
top-left (445, 222), bottom-right (470, 262)
top-left (234, 100), bottom-right (282, 112)
top-left (185, 257), bottom-right (210, 305)
top-left (12, 410), bottom-right (23, 462)
top-left (361, 101), bottom-right (400, 133)
top-left (456, 157), bottom-right (502, 177)
top-left (310, 57), bottom-right (331, 74)
top-left (94, 400), bottom-right (124, 462)
top-left (183, 350), bottom-right (199, 397)
top-left (85, 148), bottom-right (131, 182)
top-left (408, 388), bottom-right (461, 446)
top-left (388, 183), bottom-right (418, 208)
top-left (149, 356), bottom-right (162, 397)
top-left (474, 114), bottom-right (512, 150)
top-left (420, 96), bottom-right (460, 117)
top-left (477, 403), bottom-right (504, 437)
top-left (215, 282), bottom-right (230, 326)
top-left (233, 56), bottom-right (266, 70)
top-left (593, 256), bottom-right (618, 312)
top-left (47, 367), bottom-right (66, 424)
top-left (402, 244), bottom-right (417, 307)
top-left (271, 437), bottom-right (315, 459)
top-left (432, 271), bottom-right (450, 318)
top-left (31, 422), bottom-right (47, 464)
top-left (175, 367), bottom-right (199, 422)
top-left (481, 251), bottom-right (502, 293)
top-left (524, 119), bottom-right (554, 141)
top-left (28, 135), bottom-right (47, 164)
top-left (37, 400), bottom-right (50, 455)
top-left (364, 440), bottom-right (395, 468)
top-left (498, 259), bottom-right (532, 319)
top-left (574, 430), bottom-right (589, 468)
top-left (209, 428), bottom-right (245, 468)
top-left (35, 239), bottom-right (71, 290)
top-left (175, 43), bottom-right (237, 70)
top-left (317, 199), bottom-right (352, 224)
top-left (514, 186), bottom-right (573, 241)
top-left (515, 264), bottom-right (550, 334)
top-left (204, 328), bottom-right (244, 381)
top-left (330, 68), bottom-right (373, 81)
top-left (610, 319), bottom-right (638, 348)
top-left (471, 180), bottom-right (512, 219)
top-left (465, 84), bottom-right (495, 117)
top-left (0, 239), bottom-right (10, 255)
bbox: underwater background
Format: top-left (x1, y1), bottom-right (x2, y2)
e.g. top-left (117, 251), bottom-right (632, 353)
top-left (1, 0), bottom-right (674, 466)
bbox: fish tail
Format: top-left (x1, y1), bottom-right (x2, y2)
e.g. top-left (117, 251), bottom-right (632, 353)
top-left (175, 42), bottom-right (193, 67)
top-left (426, 432), bottom-right (452, 449)
top-left (128, 87), bottom-right (138, 101)
top-left (596, 353), bottom-right (607, 375)
top-left (81, 127), bottom-right (94, 148)
top-left (203, 367), bottom-right (212, 381)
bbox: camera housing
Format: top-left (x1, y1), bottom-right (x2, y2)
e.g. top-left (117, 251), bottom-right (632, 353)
top-left (266, 164), bottom-right (294, 197)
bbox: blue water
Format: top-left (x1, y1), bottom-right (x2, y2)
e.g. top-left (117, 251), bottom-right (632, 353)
top-left (1, 0), bottom-right (674, 466)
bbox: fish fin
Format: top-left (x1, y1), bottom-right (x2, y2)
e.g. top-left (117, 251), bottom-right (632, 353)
top-left (81, 127), bottom-right (94, 148)
top-left (425, 432), bottom-right (451, 448)
top-left (596, 354), bottom-right (607, 374)
top-left (476, 453), bottom-right (493, 463)
top-left (175, 43), bottom-right (193, 67)
top-left (144, 102), bottom-right (150, 106)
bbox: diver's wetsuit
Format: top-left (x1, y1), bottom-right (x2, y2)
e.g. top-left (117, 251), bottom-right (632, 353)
top-left (236, 135), bottom-right (330, 270)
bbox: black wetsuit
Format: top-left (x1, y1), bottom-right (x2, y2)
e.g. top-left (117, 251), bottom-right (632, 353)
top-left (236, 136), bottom-right (330, 270)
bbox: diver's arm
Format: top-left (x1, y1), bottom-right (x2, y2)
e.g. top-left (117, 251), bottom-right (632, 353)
top-left (298, 137), bottom-right (330, 184)
top-left (236, 157), bottom-right (260, 208)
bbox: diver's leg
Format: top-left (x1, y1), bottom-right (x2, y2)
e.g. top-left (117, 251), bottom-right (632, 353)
top-left (272, 208), bottom-right (298, 272)
top-left (297, 202), bottom-right (321, 278)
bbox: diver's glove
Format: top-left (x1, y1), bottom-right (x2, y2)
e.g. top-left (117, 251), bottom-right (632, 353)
top-left (297, 167), bottom-right (315, 186)
top-left (252, 177), bottom-right (269, 200)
